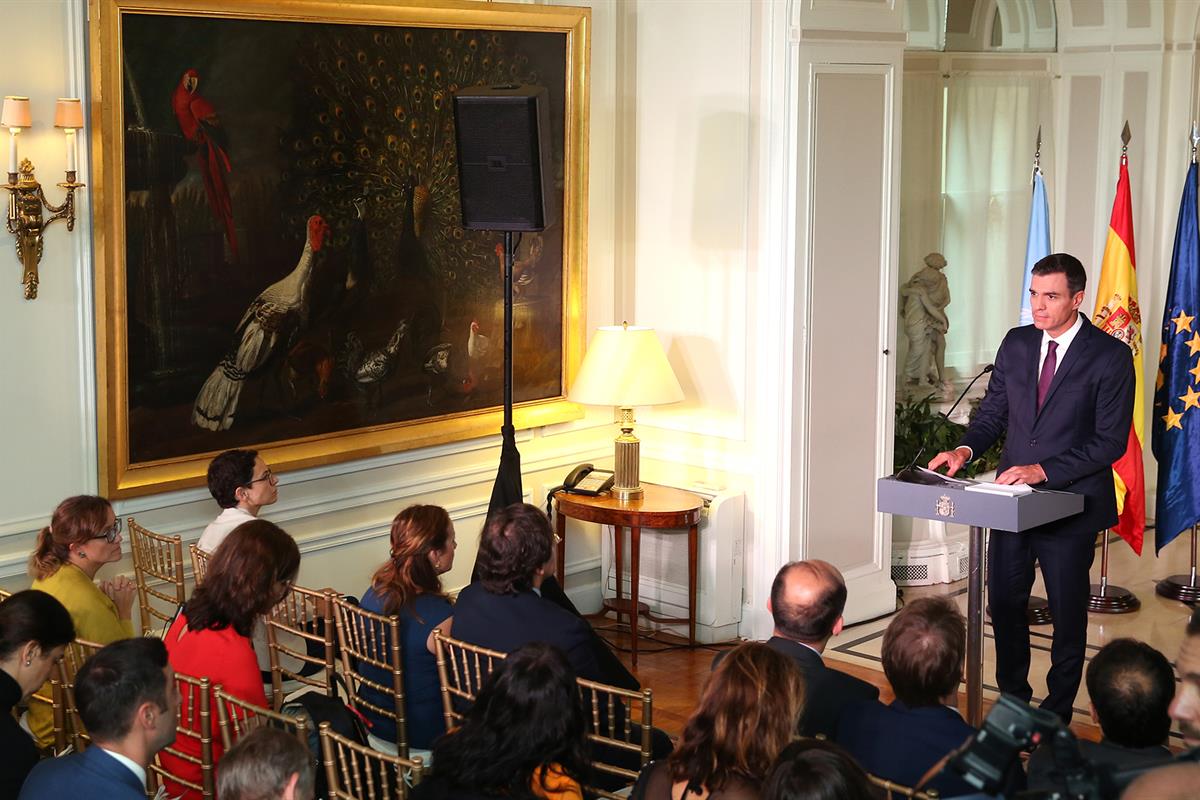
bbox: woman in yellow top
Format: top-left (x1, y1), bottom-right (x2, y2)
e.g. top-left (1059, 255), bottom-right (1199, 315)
top-left (27, 495), bottom-right (136, 747)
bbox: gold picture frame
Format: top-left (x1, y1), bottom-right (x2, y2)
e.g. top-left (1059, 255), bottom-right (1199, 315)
top-left (90, 0), bottom-right (589, 498)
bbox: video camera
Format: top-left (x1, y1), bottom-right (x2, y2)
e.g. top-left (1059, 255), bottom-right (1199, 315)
top-left (936, 693), bottom-right (1199, 799)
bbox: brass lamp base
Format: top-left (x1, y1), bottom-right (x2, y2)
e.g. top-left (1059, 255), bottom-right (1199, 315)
top-left (613, 407), bottom-right (642, 501)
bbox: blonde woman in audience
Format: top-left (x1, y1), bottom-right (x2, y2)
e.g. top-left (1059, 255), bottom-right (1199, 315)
top-left (26, 495), bottom-right (136, 747)
top-left (358, 504), bottom-right (456, 749)
top-left (632, 643), bottom-right (805, 800)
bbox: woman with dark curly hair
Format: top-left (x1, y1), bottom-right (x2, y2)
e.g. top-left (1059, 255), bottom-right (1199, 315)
top-left (413, 642), bottom-right (590, 800)
top-left (161, 519), bottom-right (300, 800)
top-left (632, 643), bottom-right (805, 800)
top-left (762, 740), bottom-right (878, 800)
top-left (26, 495), bottom-right (135, 747)
top-left (358, 504), bottom-right (456, 749)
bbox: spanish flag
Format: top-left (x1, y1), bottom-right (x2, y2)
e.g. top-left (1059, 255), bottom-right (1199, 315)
top-left (1092, 154), bottom-right (1146, 554)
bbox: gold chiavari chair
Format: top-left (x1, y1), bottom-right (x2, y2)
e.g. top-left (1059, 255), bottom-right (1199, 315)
top-left (189, 543), bottom-right (210, 586)
top-left (128, 518), bottom-right (186, 635)
top-left (332, 596), bottom-right (412, 757)
top-left (214, 686), bottom-right (311, 751)
top-left (577, 678), bottom-right (654, 800)
top-left (149, 671), bottom-right (215, 799)
top-left (319, 721), bottom-right (424, 800)
top-left (267, 585), bottom-right (337, 709)
top-left (60, 637), bottom-right (104, 752)
top-left (0, 587), bottom-right (11, 600)
top-left (868, 774), bottom-right (940, 800)
top-left (26, 662), bottom-right (67, 753)
top-left (431, 630), bottom-right (506, 730)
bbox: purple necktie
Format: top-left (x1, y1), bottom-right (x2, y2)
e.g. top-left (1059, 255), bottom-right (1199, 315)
top-left (1037, 340), bottom-right (1058, 411)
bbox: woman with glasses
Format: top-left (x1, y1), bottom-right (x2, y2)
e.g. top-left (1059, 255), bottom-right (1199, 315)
top-left (26, 495), bottom-right (135, 748)
top-left (198, 449), bottom-right (279, 554)
top-left (161, 518), bottom-right (300, 800)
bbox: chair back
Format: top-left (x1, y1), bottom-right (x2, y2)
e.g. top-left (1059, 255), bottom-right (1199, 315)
top-left (189, 543), bottom-right (210, 586)
top-left (577, 677), bottom-right (654, 800)
top-left (867, 774), bottom-right (940, 800)
top-left (214, 686), bottom-right (311, 751)
top-left (60, 637), bottom-right (105, 752)
top-left (267, 585), bottom-right (337, 708)
top-left (128, 518), bottom-right (186, 635)
top-left (149, 671), bottom-right (215, 799)
top-left (27, 659), bottom-right (67, 753)
top-left (0, 587), bottom-right (11, 600)
top-left (333, 596), bottom-right (410, 756)
top-left (432, 629), bottom-right (506, 729)
top-left (319, 721), bottom-right (424, 800)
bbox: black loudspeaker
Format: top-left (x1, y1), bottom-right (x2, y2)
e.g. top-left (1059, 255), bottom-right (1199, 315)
top-left (452, 84), bottom-right (557, 231)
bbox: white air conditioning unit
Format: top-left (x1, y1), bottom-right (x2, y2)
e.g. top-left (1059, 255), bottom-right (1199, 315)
top-left (891, 517), bottom-right (969, 586)
top-left (600, 487), bottom-right (745, 643)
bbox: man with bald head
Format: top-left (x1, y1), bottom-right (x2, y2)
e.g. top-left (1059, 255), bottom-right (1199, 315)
top-left (714, 560), bottom-right (877, 737)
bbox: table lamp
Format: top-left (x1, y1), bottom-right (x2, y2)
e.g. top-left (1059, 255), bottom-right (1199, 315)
top-left (569, 323), bottom-right (684, 500)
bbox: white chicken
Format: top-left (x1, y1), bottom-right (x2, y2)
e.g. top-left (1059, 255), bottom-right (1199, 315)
top-left (468, 320), bottom-right (490, 362)
top-left (192, 215), bottom-right (330, 431)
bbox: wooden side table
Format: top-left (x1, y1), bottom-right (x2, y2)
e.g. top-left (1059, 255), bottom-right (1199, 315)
top-left (554, 483), bottom-right (704, 667)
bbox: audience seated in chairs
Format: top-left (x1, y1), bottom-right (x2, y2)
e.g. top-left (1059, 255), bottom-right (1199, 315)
top-left (19, 637), bottom-right (180, 800)
top-left (714, 560), bottom-right (877, 738)
top-left (162, 519), bottom-right (300, 800)
top-left (1170, 607), bottom-right (1200, 746)
top-left (358, 504), bottom-right (456, 750)
top-left (0, 590), bottom-right (75, 797)
top-left (198, 449), bottom-right (279, 554)
top-left (1027, 637), bottom-right (1174, 790)
top-left (413, 642), bottom-right (589, 800)
top-left (762, 740), bottom-right (876, 800)
top-left (26, 495), bottom-right (135, 748)
top-left (217, 726), bottom-right (315, 800)
top-left (632, 642), bottom-right (805, 800)
top-left (835, 596), bottom-right (995, 798)
top-left (453, 502), bottom-right (628, 689)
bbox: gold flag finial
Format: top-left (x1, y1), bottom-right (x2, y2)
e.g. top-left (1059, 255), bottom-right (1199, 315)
top-left (1121, 121), bottom-right (1132, 149)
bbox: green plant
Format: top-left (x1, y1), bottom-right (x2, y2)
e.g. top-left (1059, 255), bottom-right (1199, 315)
top-left (893, 393), bottom-right (1003, 478)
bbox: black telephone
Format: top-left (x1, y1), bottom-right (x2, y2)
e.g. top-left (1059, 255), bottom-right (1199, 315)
top-left (562, 463), bottom-right (615, 496)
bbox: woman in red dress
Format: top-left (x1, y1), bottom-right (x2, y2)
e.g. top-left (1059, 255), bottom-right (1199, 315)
top-left (161, 519), bottom-right (299, 799)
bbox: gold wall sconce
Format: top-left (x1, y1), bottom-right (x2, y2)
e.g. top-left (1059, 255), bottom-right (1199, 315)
top-left (3, 96), bottom-right (85, 300)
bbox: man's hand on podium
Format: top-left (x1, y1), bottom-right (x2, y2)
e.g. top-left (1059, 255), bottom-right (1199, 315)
top-left (928, 446), bottom-right (971, 476)
top-left (996, 464), bottom-right (1047, 485)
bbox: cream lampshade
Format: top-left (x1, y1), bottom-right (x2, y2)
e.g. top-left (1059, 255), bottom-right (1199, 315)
top-left (569, 323), bottom-right (684, 500)
top-left (1, 96), bottom-right (32, 129)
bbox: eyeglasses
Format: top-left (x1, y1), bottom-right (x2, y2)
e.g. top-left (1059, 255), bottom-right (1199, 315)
top-left (246, 467), bottom-right (275, 486)
top-left (91, 519), bottom-right (123, 543)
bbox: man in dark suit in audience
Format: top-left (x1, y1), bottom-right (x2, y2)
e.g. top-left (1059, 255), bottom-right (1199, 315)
top-left (1028, 638), bottom-right (1174, 791)
top-left (713, 560), bottom-right (877, 738)
top-left (20, 638), bottom-right (180, 800)
top-left (835, 596), bottom-right (982, 797)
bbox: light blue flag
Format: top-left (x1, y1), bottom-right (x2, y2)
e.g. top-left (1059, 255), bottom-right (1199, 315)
top-left (1018, 170), bottom-right (1051, 325)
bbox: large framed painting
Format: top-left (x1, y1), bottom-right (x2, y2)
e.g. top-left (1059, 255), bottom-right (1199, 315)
top-left (89, 0), bottom-right (589, 498)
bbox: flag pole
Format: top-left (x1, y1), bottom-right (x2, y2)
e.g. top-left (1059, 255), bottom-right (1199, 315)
top-left (1088, 121), bottom-right (1143, 613)
top-left (1156, 524), bottom-right (1200, 603)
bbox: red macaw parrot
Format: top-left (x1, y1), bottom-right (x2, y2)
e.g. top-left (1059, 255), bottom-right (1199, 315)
top-left (172, 68), bottom-right (239, 261)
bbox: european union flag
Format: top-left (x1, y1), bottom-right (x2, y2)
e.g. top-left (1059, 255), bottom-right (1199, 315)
top-left (1152, 162), bottom-right (1200, 552)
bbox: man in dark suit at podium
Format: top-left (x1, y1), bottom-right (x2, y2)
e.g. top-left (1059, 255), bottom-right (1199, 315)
top-left (713, 560), bottom-right (878, 737)
top-left (929, 253), bottom-right (1135, 722)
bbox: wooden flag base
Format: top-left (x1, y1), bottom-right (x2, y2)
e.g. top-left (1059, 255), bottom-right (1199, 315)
top-left (1156, 526), bottom-right (1200, 604)
top-left (1088, 530), bottom-right (1140, 614)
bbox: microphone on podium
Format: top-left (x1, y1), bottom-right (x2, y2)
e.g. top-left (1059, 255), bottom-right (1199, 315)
top-left (896, 363), bottom-right (994, 485)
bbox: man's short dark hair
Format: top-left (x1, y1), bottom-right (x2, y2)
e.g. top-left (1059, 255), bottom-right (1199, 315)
top-left (207, 449), bottom-right (258, 509)
top-left (1031, 253), bottom-right (1086, 296)
top-left (475, 503), bottom-right (553, 595)
top-left (1086, 639), bottom-right (1174, 748)
top-left (217, 727), bottom-right (316, 800)
top-left (770, 561), bottom-right (846, 642)
top-left (76, 637), bottom-right (170, 741)
top-left (881, 596), bottom-right (965, 708)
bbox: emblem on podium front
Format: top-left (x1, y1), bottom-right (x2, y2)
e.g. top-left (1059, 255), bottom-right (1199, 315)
top-left (935, 495), bottom-right (955, 518)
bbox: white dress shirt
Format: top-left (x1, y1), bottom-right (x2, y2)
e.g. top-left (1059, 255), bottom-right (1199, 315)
top-left (197, 506), bottom-right (256, 553)
top-left (1039, 312), bottom-right (1084, 375)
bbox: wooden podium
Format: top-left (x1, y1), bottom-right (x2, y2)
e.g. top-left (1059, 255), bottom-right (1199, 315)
top-left (877, 475), bottom-right (1084, 725)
